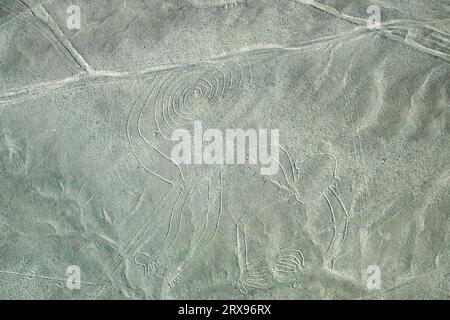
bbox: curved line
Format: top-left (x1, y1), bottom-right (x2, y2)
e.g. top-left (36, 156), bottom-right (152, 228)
top-left (323, 193), bottom-right (336, 253)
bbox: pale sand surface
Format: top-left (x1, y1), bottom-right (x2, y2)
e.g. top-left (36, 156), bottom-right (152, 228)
top-left (0, 0), bottom-right (449, 299)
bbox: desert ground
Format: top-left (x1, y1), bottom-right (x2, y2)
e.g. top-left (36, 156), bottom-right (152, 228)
top-left (0, 0), bottom-right (449, 299)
